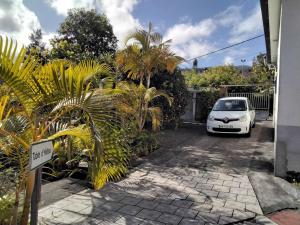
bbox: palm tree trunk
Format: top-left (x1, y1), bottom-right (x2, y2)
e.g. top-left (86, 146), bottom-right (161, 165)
top-left (146, 74), bottom-right (151, 89)
top-left (20, 171), bottom-right (35, 225)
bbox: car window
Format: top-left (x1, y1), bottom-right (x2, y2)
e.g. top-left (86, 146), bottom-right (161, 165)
top-left (213, 99), bottom-right (247, 111)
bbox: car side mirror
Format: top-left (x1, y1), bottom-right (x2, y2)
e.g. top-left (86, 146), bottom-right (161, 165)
top-left (208, 106), bottom-right (213, 110)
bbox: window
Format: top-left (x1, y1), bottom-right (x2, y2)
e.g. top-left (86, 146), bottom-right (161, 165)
top-left (213, 99), bottom-right (247, 111)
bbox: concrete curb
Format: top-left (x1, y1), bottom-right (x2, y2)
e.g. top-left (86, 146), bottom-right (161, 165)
top-left (273, 176), bottom-right (300, 200)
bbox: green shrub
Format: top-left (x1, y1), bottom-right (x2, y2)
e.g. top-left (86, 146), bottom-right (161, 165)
top-left (132, 131), bottom-right (159, 156)
top-left (0, 193), bottom-right (14, 224)
top-left (195, 89), bottom-right (221, 122)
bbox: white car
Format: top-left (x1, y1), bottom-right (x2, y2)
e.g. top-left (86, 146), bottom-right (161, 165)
top-left (206, 97), bottom-right (255, 136)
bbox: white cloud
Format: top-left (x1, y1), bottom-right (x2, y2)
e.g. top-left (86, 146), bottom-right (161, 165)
top-left (163, 19), bottom-right (217, 60)
top-left (223, 47), bottom-right (249, 65)
top-left (42, 32), bottom-right (56, 48)
top-left (164, 19), bottom-right (216, 45)
top-left (224, 56), bottom-right (234, 65)
top-left (99, 0), bottom-right (141, 47)
top-left (0, 0), bottom-right (41, 46)
top-left (224, 4), bottom-right (263, 44)
top-left (46, 0), bottom-right (97, 16)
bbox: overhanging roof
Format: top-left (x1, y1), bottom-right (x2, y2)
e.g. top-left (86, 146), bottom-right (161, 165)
top-left (260, 0), bottom-right (281, 64)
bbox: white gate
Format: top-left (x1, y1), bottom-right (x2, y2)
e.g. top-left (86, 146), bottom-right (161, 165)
top-left (228, 92), bottom-right (270, 110)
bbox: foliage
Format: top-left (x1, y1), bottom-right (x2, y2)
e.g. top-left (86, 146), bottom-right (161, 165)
top-left (184, 65), bottom-right (245, 89)
top-left (116, 81), bottom-right (172, 133)
top-left (0, 192), bottom-right (14, 224)
top-left (0, 168), bottom-right (17, 225)
top-left (131, 131), bottom-right (158, 156)
top-left (116, 22), bottom-right (183, 88)
top-left (0, 37), bottom-right (128, 224)
top-left (247, 53), bottom-right (274, 87)
top-left (195, 89), bottom-right (221, 122)
top-left (27, 29), bottom-right (49, 64)
top-left (50, 9), bottom-right (117, 62)
top-left (151, 69), bottom-right (188, 128)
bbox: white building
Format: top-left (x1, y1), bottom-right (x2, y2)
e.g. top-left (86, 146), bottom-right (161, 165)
top-left (261, 0), bottom-right (300, 177)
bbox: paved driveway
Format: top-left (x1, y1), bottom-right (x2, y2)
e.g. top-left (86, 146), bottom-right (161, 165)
top-left (39, 121), bottom-right (274, 225)
top-left (151, 121), bottom-right (274, 175)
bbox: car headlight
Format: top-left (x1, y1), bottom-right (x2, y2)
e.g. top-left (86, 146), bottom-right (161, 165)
top-left (239, 115), bottom-right (247, 122)
top-left (208, 115), bottom-right (214, 121)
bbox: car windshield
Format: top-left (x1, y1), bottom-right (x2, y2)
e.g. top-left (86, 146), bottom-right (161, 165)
top-left (213, 99), bottom-right (247, 111)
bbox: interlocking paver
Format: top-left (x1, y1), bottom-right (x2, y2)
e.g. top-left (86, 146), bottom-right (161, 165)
top-left (39, 165), bottom-right (263, 225)
top-left (223, 180), bottom-right (240, 188)
top-left (155, 203), bottom-right (179, 214)
top-left (118, 205), bottom-right (142, 216)
top-left (247, 189), bottom-right (256, 197)
top-left (211, 206), bottom-right (233, 217)
top-left (224, 200), bottom-right (245, 210)
top-left (239, 182), bottom-right (252, 188)
top-left (236, 195), bottom-right (258, 204)
top-left (218, 174), bottom-right (233, 181)
top-left (157, 213), bottom-right (182, 225)
top-left (139, 220), bottom-right (165, 225)
top-left (181, 180), bottom-right (198, 188)
top-left (120, 196), bottom-right (143, 205)
top-left (199, 189), bottom-right (218, 197)
top-left (138, 200), bottom-right (159, 210)
top-left (187, 194), bottom-right (207, 203)
top-left (207, 179), bottom-right (224, 186)
top-left (172, 199), bottom-right (194, 208)
top-left (169, 192), bottom-right (189, 200)
top-left (196, 212), bottom-right (220, 224)
top-left (179, 218), bottom-right (204, 225)
top-left (137, 209), bottom-right (162, 220)
top-left (115, 214), bottom-right (144, 225)
top-left (101, 201), bottom-right (124, 211)
top-left (196, 183), bottom-right (213, 190)
top-left (205, 197), bottom-right (225, 207)
top-left (233, 210), bottom-right (255, 220)
top-left (218, 216), bottom-right (238, 225)
top-left (245, 203), bottom-right (263, 215)
top-left (212, 185), bottom-right (230, 193)
top-left (191, 203), bottom-right (212, 212)
top-left (218, 192), bottom-right (237, 201)
top-left (53, 211), bottom-right (87, 224)
top-left (230, 187), bottom-right (248, 195)
top-left (175, 207), bottom-right (198, 218)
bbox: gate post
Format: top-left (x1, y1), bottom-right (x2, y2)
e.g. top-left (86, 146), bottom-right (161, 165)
top-left (192, 92), bottom-right (197, 121)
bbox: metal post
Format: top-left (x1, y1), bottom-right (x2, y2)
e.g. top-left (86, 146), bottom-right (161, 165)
top-left (30, 168), bottom-right (42, 225)
top-left (192, 92), bottom-right (197, 122)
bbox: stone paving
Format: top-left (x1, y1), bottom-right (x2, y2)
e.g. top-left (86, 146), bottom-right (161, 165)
top-left (39, 164), bottom-right (263, 225)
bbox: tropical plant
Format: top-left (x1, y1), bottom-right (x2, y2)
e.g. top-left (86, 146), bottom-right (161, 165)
top-left (151, 69), bottom-right (188, 129)
top-left (116, 82), bottom-right (172, 133)
top-left (116, 22), bottom-right (183, 88)
top-left (0, 37), bottom-right (128, 224)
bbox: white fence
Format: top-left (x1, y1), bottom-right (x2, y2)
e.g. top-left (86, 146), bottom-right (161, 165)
top-left (228, 92), bottom-right (270, 110)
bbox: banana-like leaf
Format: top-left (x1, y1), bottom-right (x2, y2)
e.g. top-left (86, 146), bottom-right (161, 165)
top-left (48, 125), bottom-right (92, 145)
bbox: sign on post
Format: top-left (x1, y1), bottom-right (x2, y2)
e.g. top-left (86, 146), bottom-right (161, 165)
top-left (29, 140), bottom-right (54, 170)
top-left (29, 139), bottom-right (54, 225)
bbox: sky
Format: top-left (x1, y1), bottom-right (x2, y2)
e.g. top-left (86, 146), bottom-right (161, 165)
top-left (0, 0), bottom-right (265, 68)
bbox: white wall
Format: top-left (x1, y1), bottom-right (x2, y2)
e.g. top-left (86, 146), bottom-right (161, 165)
top-left (275, 0), bottom-right (300, 176)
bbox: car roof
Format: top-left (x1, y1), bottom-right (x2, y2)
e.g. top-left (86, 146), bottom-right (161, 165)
top-left (218, 97), bottom-right (248, 101)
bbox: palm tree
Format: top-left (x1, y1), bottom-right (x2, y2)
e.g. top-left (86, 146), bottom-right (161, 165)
top-left (0, 37), bottom-right (129, 224)
top-left (116, 23), bottom-right (183, 88)
top-left (117, 82), bottom-right (172, 132)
